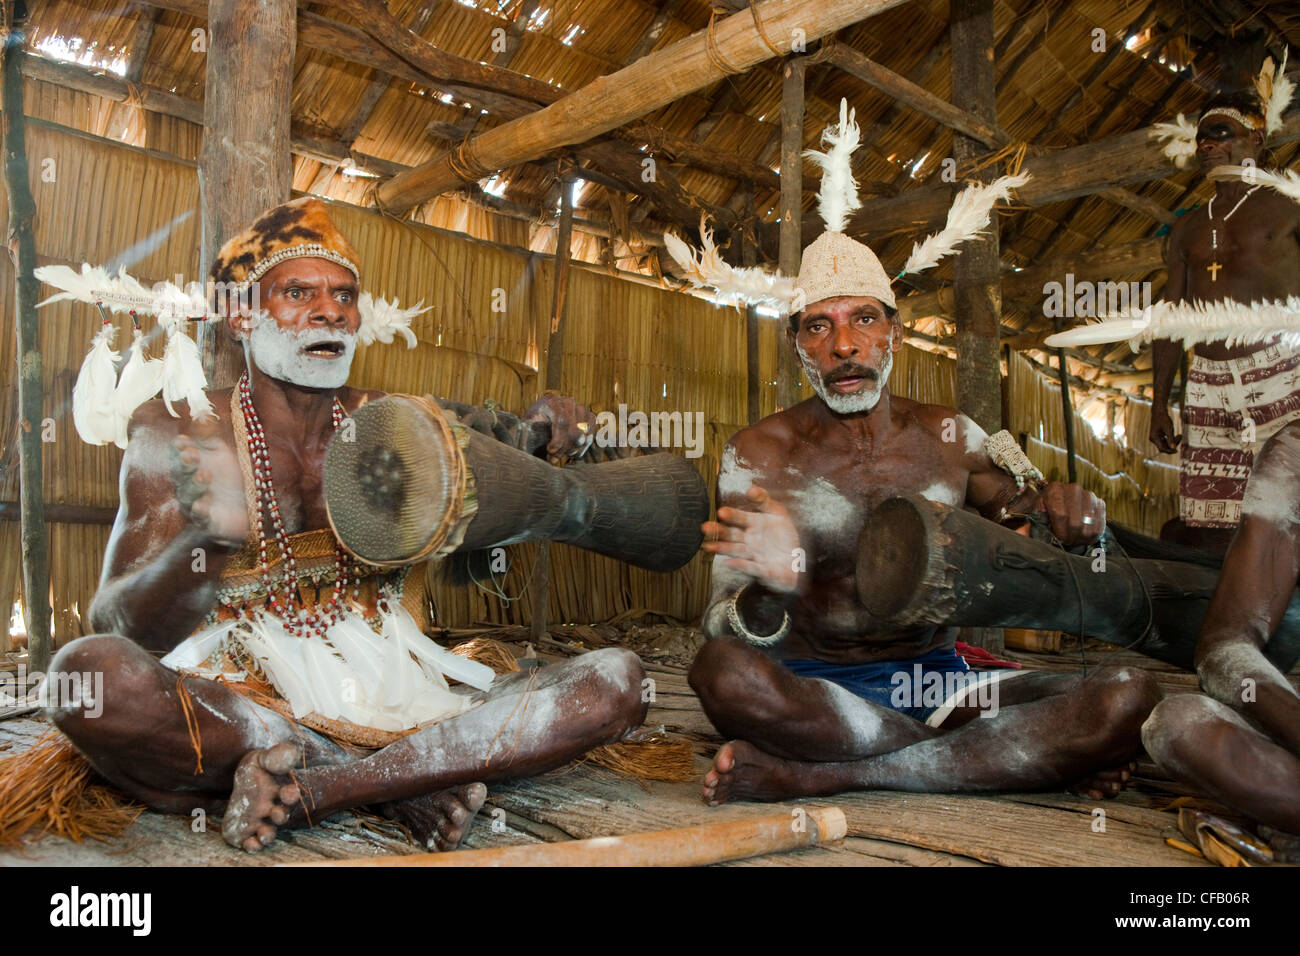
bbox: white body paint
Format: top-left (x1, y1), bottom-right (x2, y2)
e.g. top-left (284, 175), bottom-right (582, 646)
top-left (820, 679), bottom-right (885, 750)
top-left (785, 475), bottom-right (858, 538)
top-left (1199, 642), bottom-right (1298, 703)
top-left (919, 482), bottom-right (963, 507)
top-left (963, 416), bottom-right (989, 455)
top-left (1241, 467), bottom-right (1300, 528)
top-left (717, 445), bottom-right (762, 500)
top-left (795, 342), bottom-right (894, 415)
top-left (247, 311), bottom-right (357, 389)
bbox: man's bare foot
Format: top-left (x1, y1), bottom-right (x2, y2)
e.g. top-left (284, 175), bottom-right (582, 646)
top-left (703, 740), bottom-right (819, 806)
top-left (1067, 760), bottom-right (1137, 800)
top-left (377, 783), bottom-right (488, 852)
top-left (222, 741), bottom-right (306, 853)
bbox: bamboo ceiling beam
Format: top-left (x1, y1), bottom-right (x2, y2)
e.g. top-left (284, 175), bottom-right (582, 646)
top-left (824, 43), bottom-right (1008, 149)
top-left (376, 0), bottom-right (913, 215)
top-left (21, 56), bottom-right (656, 252)
top-left (320, 0), bottom-right (797, 206)
top-left (138, 1), bottom-right (790, 204)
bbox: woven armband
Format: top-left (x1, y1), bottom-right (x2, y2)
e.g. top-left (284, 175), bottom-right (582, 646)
top-left (983, 430), bottom-right (1045, 522)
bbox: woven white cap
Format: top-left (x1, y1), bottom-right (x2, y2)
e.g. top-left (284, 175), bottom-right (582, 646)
top-left (795, 230), bottom-right (896, 312)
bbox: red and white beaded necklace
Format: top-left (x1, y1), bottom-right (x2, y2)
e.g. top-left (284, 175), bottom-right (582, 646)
top-left (237, 371), bottom-right (358, 637)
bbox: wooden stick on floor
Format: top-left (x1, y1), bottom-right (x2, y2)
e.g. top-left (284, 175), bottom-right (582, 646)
top-left (293, 807), bottom-right (847, 867)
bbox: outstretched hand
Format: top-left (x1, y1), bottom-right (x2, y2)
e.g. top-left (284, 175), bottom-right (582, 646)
top-left (701, 485), bottom-right (803, 595)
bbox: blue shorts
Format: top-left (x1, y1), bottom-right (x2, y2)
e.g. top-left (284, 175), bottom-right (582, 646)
top-left (783, 646), bottom-right (1001, 727)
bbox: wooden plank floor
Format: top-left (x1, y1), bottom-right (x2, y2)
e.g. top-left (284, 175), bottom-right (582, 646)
top-left (0, 634), bottom-right (1239, 867)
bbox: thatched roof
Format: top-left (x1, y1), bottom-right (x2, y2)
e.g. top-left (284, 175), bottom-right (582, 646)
top-left (23, 0), bottom-right (1300, 402)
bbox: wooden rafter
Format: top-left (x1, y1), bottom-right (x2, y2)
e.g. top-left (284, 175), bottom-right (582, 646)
top-left (375, 0), bottom-right (914, 215)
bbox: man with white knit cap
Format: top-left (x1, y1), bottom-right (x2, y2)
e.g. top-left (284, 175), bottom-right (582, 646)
top-left (679, 100), bottom-right (1157, 806)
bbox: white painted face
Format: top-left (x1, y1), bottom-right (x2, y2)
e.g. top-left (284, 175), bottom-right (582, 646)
top-left (246, 310), bottom-right (357, 389)
top-left (797, 341), bottom-right (894, 414)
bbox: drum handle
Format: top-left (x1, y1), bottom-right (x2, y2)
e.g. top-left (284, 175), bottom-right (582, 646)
top-left (990, 544), bottom-right (1066, 584)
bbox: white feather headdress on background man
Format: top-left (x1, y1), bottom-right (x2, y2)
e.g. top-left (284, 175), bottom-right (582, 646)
top-left (1153, 48), bottom-right (1294, 165)
top-left (663, 98), bottom-right (1029, 315)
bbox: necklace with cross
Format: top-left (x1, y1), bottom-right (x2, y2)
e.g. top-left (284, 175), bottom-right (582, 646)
top-left (1206, 185), bottom-right (1261, 282)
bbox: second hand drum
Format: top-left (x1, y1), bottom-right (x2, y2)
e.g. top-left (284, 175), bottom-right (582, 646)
top-left (324, 394), bottom-right (710, 571)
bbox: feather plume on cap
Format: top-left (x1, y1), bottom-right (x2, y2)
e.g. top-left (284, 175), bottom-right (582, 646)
top-left (357, 293), bottom-right (426, 348)
top-left (1151, 114), bottom-right (1198, 168)
top-left (900, 172), bottom-right (1031, 277)
top-left (662, 217), bottom-right (797, 310)
top-left (1209, 164), bottom-right (1300, 204)
top-left (803, 99), bottom-right (862, 234)
top-left (1044, 297), bottom-right (1300, 352)
top-left (1255, 48), bottom-right (1294, 137)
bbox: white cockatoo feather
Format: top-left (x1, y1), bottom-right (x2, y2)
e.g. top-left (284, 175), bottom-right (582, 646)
top-left (1209, 164), bottom-right (1300, 204)
top-left (900, 172), bottom-right (1031, 276)
top-left (160, 322), bottom-right (215, 422)
top-left (662, 216), bottom-right (796, 310)
top-left (1256, 48), bottom-right (1294, 137)
top-left (803, 98), bottom-right (862, 234)
top-left (112, 329), bottom-right (165, 448)
top-left (1151, 113), bottom-right (1198, 169)
top-left (1044, 297), bottom-right (1300, 351)
top-left (72, 323), bottom-right (120, 445)
top-left (358, 293), bottom-right (426, 348)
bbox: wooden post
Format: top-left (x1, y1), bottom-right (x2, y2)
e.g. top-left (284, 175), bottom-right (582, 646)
top-left (777, 55), bottom-right (805, 411)
top-left (3, 1), bottom-right (51, 669)
top-left (531, 176), bottom-right (575, 641)
top-left (1053, 321), bottom-right (1078, 484)
top-left (199, 0), bottom-right (296, 388)
top-left (949, 0), bottom-right (1001, 435)
top-left (544, 175), bottom-right (575, 392)
top-left (742, 189), bottom-right (760, 424)
top-left (950, 0), bottom-right (1002, 655)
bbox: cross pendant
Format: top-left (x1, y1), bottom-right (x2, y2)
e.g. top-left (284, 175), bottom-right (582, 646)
top-left (1207, 261), bottom-right (1222, 282)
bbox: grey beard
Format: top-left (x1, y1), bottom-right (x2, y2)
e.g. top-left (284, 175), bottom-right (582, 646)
top-left (246, 313), bottom-right (356, 389)
top-left (797, 343), bottom-right (893, 414)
